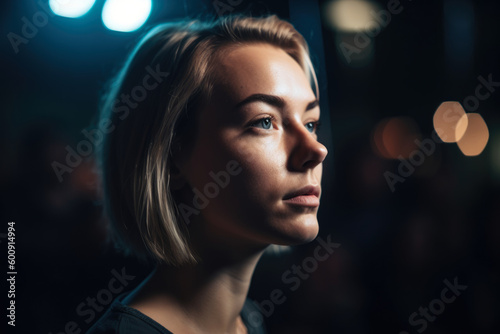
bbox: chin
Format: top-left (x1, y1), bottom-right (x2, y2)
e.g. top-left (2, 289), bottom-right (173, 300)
top-left (271, 215), bottom-right (320, 246)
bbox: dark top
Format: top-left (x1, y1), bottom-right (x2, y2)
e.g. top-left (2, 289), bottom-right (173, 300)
top-left (86, 292), bottom-right (267, 334)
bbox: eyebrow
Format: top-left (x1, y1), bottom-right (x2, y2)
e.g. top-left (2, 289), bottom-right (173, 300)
top-left (233, 93), bottom-right (319, 112)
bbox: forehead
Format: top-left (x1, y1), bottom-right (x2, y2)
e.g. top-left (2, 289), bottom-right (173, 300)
top-left (209, 43), bottom-right (315, 104)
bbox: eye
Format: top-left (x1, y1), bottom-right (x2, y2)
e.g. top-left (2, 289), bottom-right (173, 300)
top-left (250, 116), bottom-right (275, 130)
top-left (305, 121), bottom-right (321, 134)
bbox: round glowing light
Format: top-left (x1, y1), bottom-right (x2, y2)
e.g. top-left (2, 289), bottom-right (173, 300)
top-left (102, 0), bottom-right (152, 32)
top-left (457, 113), bottom-right (489, 156)
top-left (49, 0), bottom-right (97, 18)
top-left (324, 0), bottom-right (381, 32)
top-left (433, 101), bottom-right (468, 143)
top-left (372, 117), bottom-right (420, 159)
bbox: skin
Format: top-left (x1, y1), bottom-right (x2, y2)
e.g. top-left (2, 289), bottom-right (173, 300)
top-left (125, 43), bottom-right (328, 334)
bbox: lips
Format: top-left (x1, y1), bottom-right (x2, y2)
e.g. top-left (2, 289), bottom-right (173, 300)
top-left (283, 185), bottom-right (321, 207)
top-left (283, 185), bottom-right (320, 199)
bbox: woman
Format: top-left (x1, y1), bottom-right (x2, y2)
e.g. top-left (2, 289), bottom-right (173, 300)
top-left (88, 14), bottom-right (328, 334)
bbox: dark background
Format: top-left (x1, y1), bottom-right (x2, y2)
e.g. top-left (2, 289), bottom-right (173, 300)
top-left (1, 0), bottom-right (499, 333)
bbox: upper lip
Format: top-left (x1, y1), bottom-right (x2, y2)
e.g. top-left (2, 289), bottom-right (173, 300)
top-left (283, 185), bottom-right (321, 200)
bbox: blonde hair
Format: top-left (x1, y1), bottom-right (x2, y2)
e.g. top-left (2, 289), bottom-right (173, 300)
top-left (99, 15), bottom-right (318, 266)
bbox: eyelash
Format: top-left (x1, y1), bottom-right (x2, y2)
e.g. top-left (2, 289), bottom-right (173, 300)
top-left (306, 121), bottom-right (321, 134)
top-left (249, 116), bottom-right (321, 134)
top-left (249, 116), bottom-right (276, 129)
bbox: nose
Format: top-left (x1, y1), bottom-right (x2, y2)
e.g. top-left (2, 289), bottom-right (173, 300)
top-left (287, 121), bottom-right (328, 171)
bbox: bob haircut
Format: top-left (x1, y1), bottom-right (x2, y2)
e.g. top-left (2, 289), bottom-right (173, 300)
top-left (98, 15), bottom-right (319, 266)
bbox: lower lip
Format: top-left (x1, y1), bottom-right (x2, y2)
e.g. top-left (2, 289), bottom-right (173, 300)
top-left (283, 195), bottom-right (320, 207)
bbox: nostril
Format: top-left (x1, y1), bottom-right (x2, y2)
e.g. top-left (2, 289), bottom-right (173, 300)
top-left (303, 160), bottom-right (320, 169)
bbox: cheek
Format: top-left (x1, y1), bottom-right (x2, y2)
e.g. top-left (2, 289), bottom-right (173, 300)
top-left (184, 133), bottom-right (320, 244)
top-left (200, 138), bottom-right (287, 220)
top-left (229, 140), bottom-right (286, 201)
top-left (316, 163), bottom-right (323, 181)
top-left (185, 135), bottom-right (233, 186)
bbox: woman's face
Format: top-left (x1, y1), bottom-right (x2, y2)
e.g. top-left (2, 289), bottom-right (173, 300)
top-left (175, 43), bottom-right (328, 249)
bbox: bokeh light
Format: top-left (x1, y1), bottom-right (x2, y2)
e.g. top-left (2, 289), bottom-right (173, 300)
top-left (102, 0), bottom-right (152, 32)
top-left (457, 113), bottom-right (489, 156)
top-left (49, 0), bottom-right (97, 18)
top-left (372, 117), bottom-right (420, 159)
top-left (323, 0), bottom-right (380, 32)
top-left (433, 101), bottom-right (468, 143)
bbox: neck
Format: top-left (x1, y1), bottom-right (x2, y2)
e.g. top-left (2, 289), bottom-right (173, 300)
top-left (126, 242), bottom-right (266, 334)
